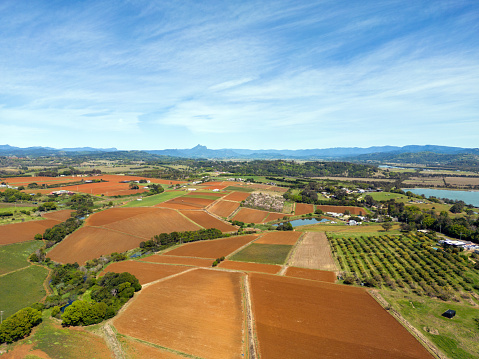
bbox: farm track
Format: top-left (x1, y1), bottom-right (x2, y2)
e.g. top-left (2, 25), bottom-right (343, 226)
top-left (244, 275), bottom-right (257, 359)
top-left (0, 265), bottom-right (30, 277)
top-left (102, 323), bottom-right (125, 359)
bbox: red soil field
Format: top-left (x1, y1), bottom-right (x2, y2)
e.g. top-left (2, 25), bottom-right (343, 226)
top-left (141, 255), bottom-right (214, 267)
top-left (218, 260), bottom-right (281, 274)
top-left (200, 181), bottom-right (224, 186)
top-left (267, 185), bottom-right (288, 193)
top-left (250, 273), bottom-right (433, 359)
top-left (42, 209), bottom-right (74, 221)
top-left (113, 269), bottom-right (245, 359)
top-left (222, 192), bottom-right (252, 202)
top-left (121, 337), bottom-right (185, 359)
top-left (161, 197), bottom-right (216, 209)
top-left (85, 207), bottom-right (155, 227)
top-left (204, 185), bottom-right (228, 190)
top-left (255, 231), bottom-right (302, 245)
top-left (100, 260), bottom-right (189, 285)
top-left (165, 235), bottom-right (258, 259)
top-left (157, 202), bottom-right (202, 210)
top-left (294, 203), bottom-right (315, 215)
top-left (232, 208), bottom-right (269, 223)
top-left (179, 210), bottom-right (237, 232)
top-left (208, 200), bottom-right (240, 218)
top-left (47, 226), bottom-right (141, 264)
top-left (316, 205), bottom-right (367, 216)
top-left (0, 219), bottom-right (61, 245)
top-left (263, 212), bottom-right (291, 222)
top-left (186, 191), bottom-right (225, 198)
top-left (54, 182), bottom-right (148, 196)
top-left (284, 267), bottom-right (336, 283)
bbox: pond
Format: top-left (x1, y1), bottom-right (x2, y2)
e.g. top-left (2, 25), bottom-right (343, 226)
top-left (403, 188), bottom-right (479, 207)
top-left (275, 217), bottom-right (330, 228)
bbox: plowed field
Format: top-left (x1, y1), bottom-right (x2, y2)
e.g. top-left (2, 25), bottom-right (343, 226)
top-left (250, 273), bottom-right (434, 359)
top-left (232, 208), bottom-right (269, 223)
top-left (85, 207), bottom-right (154, 226)
top-left (255, 231), bottom-right (302, 245)
top-left (208, 200), bottom-right (240, 218)
top-left (159, 197), bottom-right (215, 209)
top-left (165, 235), bottom-right (258, 259)
top-left (101, 260), bottom-right (189, 285)
top-left (316, 205), bottom-right (366, 216)
top-left (204, 185), bottom-right (228, 190)
top-left (289, 232), bottom-right (337, 271)
top-left (284, 267), bottom-right (336, 283)
top-left (294, 203), bottom-right (314, 215)
top-left (0, 219), bottom-right (61, 245)
top-left (120, 337), bottom-right (185, 359)
top-left (113, 269), bottom-right (244, 359)
top-left (141, 255), bottom-right (214, 267)
top-left (264, 212), bottom-right (291, 222)
top-left (222, 192), bottom-right (251, 202)
top-left (218, 260), bottom-right (281, 274)
top-left (42, 209), bottom-right (74, 221)
top-left (186, 191), bottom-right (225, 198)
top-left (179, 210), bottom-right (237, 232)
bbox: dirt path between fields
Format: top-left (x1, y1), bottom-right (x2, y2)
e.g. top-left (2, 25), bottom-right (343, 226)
top-left (102, 323), bottom-right (125, 359)
top-left (244, 275), bottom-right (257, 359)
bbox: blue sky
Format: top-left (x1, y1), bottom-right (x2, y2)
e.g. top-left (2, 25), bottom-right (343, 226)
top-left (0, 0), bottom-right (478, 150)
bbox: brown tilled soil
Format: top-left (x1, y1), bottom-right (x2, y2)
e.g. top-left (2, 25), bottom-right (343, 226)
top-left (218, 260), bottom-right (281, 274)
top-left (164, 235), bottom-right (258, 259)
top-left (100, 260), bottom-right (190, 285)
top-left (232, 208), bottom-right (269, 223)
top-left (179, 210), bottom-right (237, 232)
top-left (120, 337), bottom-right (185, 358)
top-left (249, 273), bottom-right (434, 359)
top-left (294, 203), bottom-right (315, 215)
top-left (186, 191), bottom-right (226, 197)
top-left (255, 231), bottom-right (302, 245)
top-left (42, 209), bottom-right (74, 222)
top-left (222, 191), bottom-right (252, 202)
top-left (0, 219), bottom-right (61, 245)
top-left (113, 269), bottom-right (245, 359)
top-left (141, 255), bottom-right (214, 267)
top-left (164, 197), bottom-right (216, 208)
top-left (263, 212), bottom-right (291, 222)
top-left (85, 207), bottom-right (154, 227)
top-left (208, 200), bottom-right (240, 218)
top-left (284, 267), bottom-right (336, 283)
top-left (288, 232), bottom-right (337, 271)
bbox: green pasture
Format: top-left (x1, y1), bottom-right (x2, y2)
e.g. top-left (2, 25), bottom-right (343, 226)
top-left (297, 223), bottom-right (401, 236)
top-left (224, 186), bottom-right (254, 192)
top-left (230, 243), bottom-right (292, 265)
top-left (122, 191), bottom-right (185, 207)
top-left (358, 192), bottom-right (408, 202)
top-left (0, 240), bottom-right (44, 275)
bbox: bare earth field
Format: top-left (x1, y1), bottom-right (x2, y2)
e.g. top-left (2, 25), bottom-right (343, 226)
top-left (85, 207), bottom-right (154, 227)
top-left (289, 232), bottom-right (338, 271)
top-left (222, 191), bottom-right (252, 202)
top-left (294, 203), bottom-right (314, 215)
top-left (113, 269), bottom-right (245, 359)
top-left (0, 219), bottom-right (61, 245)
top-left (264, 212), bottom-right (291, 222)
top-left (232, 207), bottom-right (269, 223)
top-left (255, 231), bottom-right (302, 245)
top-left (179, 209), bottom-right (237, 232)
top-left (164, 235), bottom-right (258, 259)
top-left (42, 209), bottom-right (74, 221)
top-left (141, 255), bottom-right (214, 267)
top-left (250, 273), bottom-right (434, 359)
top-left (218, 260), bottom-right (281, 274)
top-left (160, 197), bottom-right (216, 209)
top-left (284, 267), bottom-right (336, 283)
top-left (208, 200), bottom-right (240, 218)
top-left (120, 337), bottom-right (185, 359)
top-left (100, 260), bottom-right (190, 285)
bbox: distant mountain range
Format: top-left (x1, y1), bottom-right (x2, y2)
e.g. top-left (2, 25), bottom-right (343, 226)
top-left (1, 144), bottom-right (478, 161)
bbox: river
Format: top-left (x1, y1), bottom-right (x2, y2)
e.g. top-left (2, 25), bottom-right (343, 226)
top-left (403, 188), bottom-right (479, 207)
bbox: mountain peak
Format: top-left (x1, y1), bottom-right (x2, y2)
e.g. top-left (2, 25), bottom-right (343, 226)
top-left (192, 144), bottom-right (207, 150)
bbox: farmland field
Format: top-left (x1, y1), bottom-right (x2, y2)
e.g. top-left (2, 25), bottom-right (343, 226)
top-left (284, 266), bottom-right (336, 283)
top-left (123, 190), bottom-right (186, 207)
top-left (0, 219), bottom-right (61, 245)
top-left (0, 240), bottom-right (44, 275)
top-left (255, 231), bottom-right (302, 245)
top-left (229, 243), bottom-right (292, 265)
top-left (113, 269), bottom-right (245, 359)
top-left (159, 196), bottom-right (216, 209)
top-left (294, 203), bottom-right (314, 215)
top-left (264, 212), bottom-right (291, 222)
top-left (316, 205), bottom-right (367, 216)
top-left (249, 273), bottom-right (434, 359)
top-left (224, 186), bottom-right (254, 192)
top-left (232, 207), bottom-right (269, 223)
top-left (218, 260), bottom-right (281, 274)
top-left (289, 232), bottom-right (337, 271)
top-left (179, 209), bottom-right (237, 232)
top-left (42, 209), bottom-right (74, 221)
top-left (164, 234), bottom-right (258, 259)
top-left (208, 200), bottom-right (240, 218)
top-left (222, 191), bottom-right (252, 202)
top-left (141, 254), bottom-right (215, 267)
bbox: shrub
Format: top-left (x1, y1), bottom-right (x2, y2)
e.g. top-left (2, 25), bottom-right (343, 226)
top-left (0, 307), bottom-right (42, 343)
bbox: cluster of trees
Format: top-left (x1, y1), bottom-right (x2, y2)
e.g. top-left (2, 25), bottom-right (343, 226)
top-left (67, 194), bottom-right (95, 217)
top-left (276, 222), bottom-right (293, 231)
top-left (141, 228), bottom-right (224, 251)
top-left (0, 188), bottom-right (33, 202)
top-left (34, 217), bottom-right (83, 247)
top-left (212, 256), bottom-right (225, 267)
top-left (0, 307), bottom-right (42, 344)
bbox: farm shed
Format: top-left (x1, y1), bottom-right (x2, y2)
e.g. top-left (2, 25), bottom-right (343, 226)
top-left (442, 309), bottom-right (456, 319)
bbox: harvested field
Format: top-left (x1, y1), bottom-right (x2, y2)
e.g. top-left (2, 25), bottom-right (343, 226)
top-left (250, 273), bottom-right (434, 359)
top-left (222, 192), bottom-right (252, 202)
top-left (208, 200), bottom-right (240, 218)
top-left (284, 267), bottom-right (336, 283)
top-left (255, 231), bottom-right (302, 245)
top-left (186, 191), bottom-right (225, 198)
top-left (120, 337), bottom-right (185, 359)
top-left (100, 260), bottom-right (189, 285)
top-left (156, 202), bottom-right (201, 210)
top-left (294, 203), bottom-right (314, 215)
top-left (113, 269), bottom-right (244, 359)
top-left (218, 260), bottom-right (281, 274)
top-left (232, 208), bottom-right (269, 223)
top-left (179, 210), bottom-right (237, 232)
top-left (85, 207), bottom-right (154, 226)
top-left (141, 255), bottom-right (214, 267)
top-left (47, 226), bottom-right (141, 265)
top-left (316, 205), bottom-right (367, 216)
top-left (42, 209), bottom-right (74, 221)
top-left (230, 243), bottom-right (292, 265)
top-left (264, 212), bottom-right (291, 222)
top-left (0, 219), bottom-right (61, 245)
top-left (289, 232), bottom-right (337, 271)
top-left (165, 235), bottom-right (258, 259)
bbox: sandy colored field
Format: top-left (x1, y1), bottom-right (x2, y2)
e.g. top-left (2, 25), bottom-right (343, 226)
top-left (47, 226), bottom-right (141, 264)
top-left (0, 219), bottom-right (60, 245)
top-left (294, 203), bottom-right (315, 215)
top-left (201, 181), bottom-right (224, 186)
top-left (222, 191), bottom-right (252, 202)
top-left (250, 273), bottom-right (434, 359)
top-left (165, 197), bottom-right (216, 207)
top-left (165, 235), bottom-right (258, 259)
top-left (255, 231), bottom-right (302, 245)
top-left (42, 209), bottom-right (74, 221)
top-left (285, 267), bottom-right (336, 283)
top-left (85, 207), bottom-right (154, 226)
top-left (264, 212), bottom-right (291, 222)
top-left (100, 260), bottom-right (189, 285)
top-left (208, 200), bottom-right (240, 218)
top-left (141, 255), bottom-right (214, 267)
top-left (179, 210), bottom-right (237, 232)
top-left (120, 337), bottom-right (185, 359)
top-left (289, 232), bottom-right (338, 271)
top-left (218, 260), bottom-right (281, 274)
top-left (316, 205), bottom-right (367, 216)
top-left (113, 269), bottom-right (244, 359)
top-left (232, 208), bottom-right (269, 223)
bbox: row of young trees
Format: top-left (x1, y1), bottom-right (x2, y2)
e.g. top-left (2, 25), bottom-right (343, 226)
top-left (141, 228), bottom-right (224, 251)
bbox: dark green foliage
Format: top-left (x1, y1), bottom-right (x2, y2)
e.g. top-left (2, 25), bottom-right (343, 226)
top-left (51, 306), bottom-right (61, 318)
top-left (141, 228), bottom-right (224, 251)
top-left (0, 307), bottom-right (42, 343)
top-left (67, 194), bottom-right (94, 217)
top-left (61, 300), bottom-right (109, 326)
top-left (148, 183), bottom-right (164, 194)
top-left (42, 217), bottom-right (82, 244)
top-left (276, 222), bottom-right (293, 231)
top-left (0, 188), bottom-right (33, 203)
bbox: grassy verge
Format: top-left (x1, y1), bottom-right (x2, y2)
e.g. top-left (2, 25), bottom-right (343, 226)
top-left (122, 190), bottom-right (185, 207)
top-left (230, 243), bottom-right (292, 265)
top-left (0, 240), bottom-right (44, 274)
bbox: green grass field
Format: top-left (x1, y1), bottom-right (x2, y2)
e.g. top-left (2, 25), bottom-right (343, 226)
top-left (224, 186), bottom-right (254, 192)
top-left (229, 243), bottom-right (292, 265)
top-left (381, 290), bottom-right (479, 359)
top-left (0, 265), bottom-right (48, 318)
top-left (296, 223), bottom-right (401, 236)
top-left (0, 240), bottom-right (44, 275)
top-left (122, 190), bottom-right (186, 207)
top-left (358, 192), bottom-right (408, 202)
